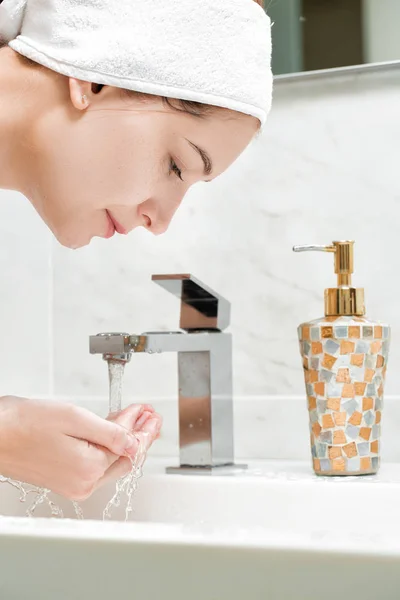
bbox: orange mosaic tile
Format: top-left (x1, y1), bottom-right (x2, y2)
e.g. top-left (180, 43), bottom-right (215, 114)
top-left (336, 368), bottom-right (351, 383)
top-left (302, 326), bottom-right (310, 341)
top-left (374, 326), bottom-right (383, 339)
top-left (303, 356), bottom-right (309, 370)
top-left (313, 458), bottom-right (321, 471)
top-left (322, 354), bottom-right (337, 370)
top-left (324, 316), bottom-right (339, 322)
top-left (314, 382), bottom-right (325, 396)
top-left (333, 412), bottom-right (347, 426)
top-left (375, 411), bottom-right (381, 424)
top-left (329, 446), bottom-right (342, 459)
top-left (311, 342), bottom-right (323, 355)
top-left (322, 414), bottom-right (335, 429)
top-left (342, 383), bottom-right (355, 398)
top-left (359, 427), bottom-right (372, 441)
top-left (309, 370), bottom-right (319, 383)
top-left (340, 340), bottom-right (355, 354)
top-left (333, 430), bottom-right (347, 445)
top-left (321, 326), bottom-right (334, 339)
top-left (327, 397), bottom-right (341, 411)
top-left (348, 326), bottom-right (360, 339)
top-left (360, 457), bottom-right (372, 471)
top-left (350, 354), bottom-right (364, 367)
top-left (362, 397), bottom-right (374, 411)
top-left (332, 457), bottom-right (346, 472)
top-left (370, 341), bottom-right (382, 354)
top-left (354, 382), bottom-right (367, 396)
top-left (308, 396), bottom-right (317, 411)
top-left (378, 383), bottom-right (384, 397)
top-left (364, 369), bottom-right (375, 383)
top-left (343, 442), bottom-right (357, 458)
top-left (376, 355), bottom-right (384, 368)
top-left (371, 440), bottom-right (379, 454)
top-left (312, 422), bottom-right (322, 436)
top-left (349, 411), bottom-right (362, 426)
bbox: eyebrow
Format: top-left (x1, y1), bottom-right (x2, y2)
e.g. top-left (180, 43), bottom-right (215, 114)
top-left (185, 139), bottom-right (213, 180)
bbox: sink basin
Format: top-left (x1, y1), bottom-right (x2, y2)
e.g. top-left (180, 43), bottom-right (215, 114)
top-left (1, 459), bottom-right (400, 599)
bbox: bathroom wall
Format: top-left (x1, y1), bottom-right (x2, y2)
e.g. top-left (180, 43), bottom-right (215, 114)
top-left (2, 64), bottom-right (400, 462)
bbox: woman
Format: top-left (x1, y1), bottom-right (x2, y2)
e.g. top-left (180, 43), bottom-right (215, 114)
top-left (0, 0), bottom-right (272, 500)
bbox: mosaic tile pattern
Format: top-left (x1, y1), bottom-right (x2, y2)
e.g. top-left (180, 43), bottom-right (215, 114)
top-left (298, 316), bottom-right (390, 476)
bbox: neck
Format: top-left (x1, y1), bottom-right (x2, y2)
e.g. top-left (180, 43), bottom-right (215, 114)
top-left (0, 47), bottom-right (33, 193)
top-left (0, 47), bottom-right (66, 197)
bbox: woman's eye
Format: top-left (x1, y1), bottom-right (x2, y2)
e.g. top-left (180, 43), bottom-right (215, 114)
top-left (170, 159), bottom-right (183, 181)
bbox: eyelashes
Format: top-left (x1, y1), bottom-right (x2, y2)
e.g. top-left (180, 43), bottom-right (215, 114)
top-left (169, 158), bottom-right (183, 181)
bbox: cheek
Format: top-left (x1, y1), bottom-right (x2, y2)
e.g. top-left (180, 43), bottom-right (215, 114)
top-left (38, 112), bottom-right (160, 216)
top-left (74, 113), bottom-right (164, 203)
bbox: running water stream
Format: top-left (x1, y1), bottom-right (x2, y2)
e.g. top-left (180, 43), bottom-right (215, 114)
top-left (102, 359), bottom-right (149, 521)
top-left (108, 359), bottom-right (125, 413)
top-left (1, 358), bottom-right (148, 520)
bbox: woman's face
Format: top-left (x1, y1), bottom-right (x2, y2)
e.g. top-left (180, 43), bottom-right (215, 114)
top-left (25, 79), bottom-right (259, 248)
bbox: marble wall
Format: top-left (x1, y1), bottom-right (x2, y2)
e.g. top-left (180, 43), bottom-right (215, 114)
top-left (1, 65), bottom-right (400, 462)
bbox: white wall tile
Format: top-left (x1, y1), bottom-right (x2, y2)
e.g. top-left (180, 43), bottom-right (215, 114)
top-left (0, 191), bottom-right (51, 396)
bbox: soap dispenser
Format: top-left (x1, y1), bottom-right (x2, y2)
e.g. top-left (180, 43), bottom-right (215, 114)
top-left (293, 241), bottom-right (390, 476)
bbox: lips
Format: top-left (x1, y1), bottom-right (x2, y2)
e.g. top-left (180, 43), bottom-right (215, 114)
top-left (104, 212), bottom-right (115, 238)
top-left (105, 210), bottom-right (127, 237)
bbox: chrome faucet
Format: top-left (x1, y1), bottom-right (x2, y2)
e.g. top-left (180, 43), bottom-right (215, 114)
top-left (89, 274), bottom-right (244, 475)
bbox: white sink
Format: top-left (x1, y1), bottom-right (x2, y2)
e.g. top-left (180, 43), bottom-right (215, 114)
top-left (1, 459), bottom-right (400, 599)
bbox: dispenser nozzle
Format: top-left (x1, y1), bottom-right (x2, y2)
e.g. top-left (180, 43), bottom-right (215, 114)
top-left (293, 240), bottom-right (364, 317)
top-left (293, 241), bottom-right (354, 287)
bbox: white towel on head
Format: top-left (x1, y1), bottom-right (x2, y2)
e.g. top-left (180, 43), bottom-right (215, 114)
top-left (1, 0), bottom-right (273, 125)
top-left (0, 0), bottom-right (27, 41)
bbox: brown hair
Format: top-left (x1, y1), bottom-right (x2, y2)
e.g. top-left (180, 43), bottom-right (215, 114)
top-left (2, 0), bottom-right (264, 120)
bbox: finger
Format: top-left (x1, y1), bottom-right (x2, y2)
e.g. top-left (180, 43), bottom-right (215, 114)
top-left (107, 404), bottom-right (155, 430)
top-left (94, 455), bottom-right (133, 490)
top-left (64, 405), bottom-right (139, 456)
top-left (94, 416), bottom-right (163, 487)
top-left (86, 441), bottom-right (123, 472)
top-left (134, 410), bottom-right (153, 430)
top-left (140, 415), bottom-right (163, 450)
top-left (106, 404), bottom-right (145, 428)
top-left (140, 404), bottom-right (155, 414)
top-left (107, 404), bottom-right (155, 420)
top-left (94, 433), bottom-right (150, 489)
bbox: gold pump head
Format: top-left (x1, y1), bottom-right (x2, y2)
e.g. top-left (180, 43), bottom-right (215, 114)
top-left (293, 240), bottom-right (365, 317)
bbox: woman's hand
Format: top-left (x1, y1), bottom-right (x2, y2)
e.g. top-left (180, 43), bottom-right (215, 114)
top-left (0, 396), bottom-right (162, 500)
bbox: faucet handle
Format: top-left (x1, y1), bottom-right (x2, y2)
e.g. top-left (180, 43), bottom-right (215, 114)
top-left (152, 274), bottom-right (230, 332)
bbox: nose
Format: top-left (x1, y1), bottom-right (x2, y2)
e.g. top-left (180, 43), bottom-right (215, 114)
top-left (137, 193), bottom-right (185, 235)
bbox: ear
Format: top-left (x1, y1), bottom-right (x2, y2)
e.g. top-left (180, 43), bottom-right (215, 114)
top-left (68, 78), bottom-right (93, 110)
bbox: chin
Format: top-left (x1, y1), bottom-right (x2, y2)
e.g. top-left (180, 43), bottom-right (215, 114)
top-left (54, 230), bottom-right (92, 250)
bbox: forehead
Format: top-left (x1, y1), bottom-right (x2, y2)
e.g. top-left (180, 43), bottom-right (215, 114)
top-left (180, 110), bottom-right (259, 177)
